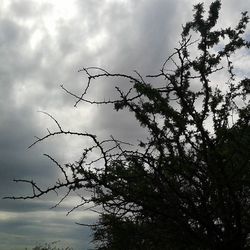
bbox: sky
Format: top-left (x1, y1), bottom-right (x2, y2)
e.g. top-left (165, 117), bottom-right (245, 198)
top-left (0, 0), bottom-right (249, 249)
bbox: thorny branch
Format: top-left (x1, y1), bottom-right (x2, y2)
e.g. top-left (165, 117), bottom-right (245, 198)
top-left (4, 8), bottom-right (250, 246)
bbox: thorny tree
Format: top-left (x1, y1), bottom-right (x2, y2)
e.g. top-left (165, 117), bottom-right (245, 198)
top-left (5, 1), bottom-right (250, 249)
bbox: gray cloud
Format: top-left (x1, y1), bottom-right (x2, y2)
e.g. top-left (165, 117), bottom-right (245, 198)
top-left (0, 0), bottom-right (249, 249)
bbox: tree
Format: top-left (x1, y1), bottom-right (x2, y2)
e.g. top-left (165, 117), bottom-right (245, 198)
top-left (28, 241), bottom-right (73, 250)
top-left (5, 1), bottom-right (250, 249)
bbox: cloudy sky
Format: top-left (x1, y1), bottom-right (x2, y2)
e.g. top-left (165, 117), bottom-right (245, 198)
top-left (0, 0), bottom-right (249, 249)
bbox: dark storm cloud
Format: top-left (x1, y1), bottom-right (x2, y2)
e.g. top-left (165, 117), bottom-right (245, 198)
top-left (0, 0), bottom-right (249, 249)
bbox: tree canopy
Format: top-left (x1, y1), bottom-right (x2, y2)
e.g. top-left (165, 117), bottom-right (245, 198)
top-left (6, 1), bottom-right (250, 249)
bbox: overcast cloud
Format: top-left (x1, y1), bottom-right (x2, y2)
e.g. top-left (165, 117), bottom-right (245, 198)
top-left (0, 0), bottom-right (249, 249)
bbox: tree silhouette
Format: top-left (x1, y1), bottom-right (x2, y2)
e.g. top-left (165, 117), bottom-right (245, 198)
top-left (29, 241), bottom-right (72, 250)
top-left (6, 1), bottom-right (250, 249)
